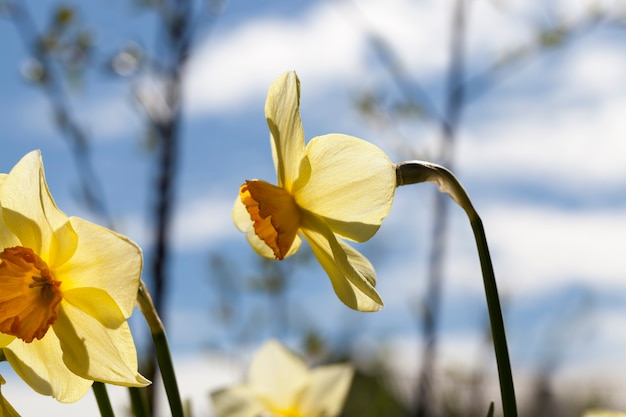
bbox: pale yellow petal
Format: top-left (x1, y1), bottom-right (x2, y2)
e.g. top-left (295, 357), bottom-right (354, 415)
top-left (265, 71), bottom-right (310, 191)
top-left (0, 151), bottom-right (69, 259)
top-left (62, 287), bottom-right (126, 329)
top-left (211, 385), bottom-right (266, 417)
top-left (295, 134), bottom-right (396, 242)
top-left (0, 334), bottom-right (15, 348)
top-left (0, 208), bottom-right (42, 256)
top-left (248, 339), bottom-right (309, 412)
top-left (300, 211), bottom-right (383, 312)
top-left (0, 209), bottom-right (21, 252)
top-left (232, 196), bottom-right (251, 232)
top-left (48, 220), bottom-right (78, 270)
top-left (299, 364), bottom-right (354, 417)
top-left (54, 217), bottom-right (142, 318)
top-left (3, 331), bottom-right (93, 403)
top-left (54, 302), bottom-right (149, 387)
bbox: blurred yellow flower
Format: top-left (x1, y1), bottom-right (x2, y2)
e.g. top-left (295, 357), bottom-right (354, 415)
top-left (0, 375), bottom-right (20, 417)
top-left (583, 412), bottom-right (626, 417)
top-left (211, 339), bottom-right (353, 417)
top-left (0, 151), bottom-right (149, 403)
top-left (233, 71), bottom-right (396, 311)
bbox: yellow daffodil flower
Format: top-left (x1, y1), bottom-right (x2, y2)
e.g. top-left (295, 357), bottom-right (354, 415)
top-left (0, 375), bottom-right (21, 417)
top-left (0, 151), bottom-right (149, 403)
top-left (583, 412), bottom-right (626, 417)
top-left (211, 339), bottom-right (353, 417)
top-left (233, 71), bottom-right (396, 312)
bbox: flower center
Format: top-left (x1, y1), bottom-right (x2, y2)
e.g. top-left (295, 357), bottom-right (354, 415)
top-left (0, 246), bottom-right (62, 343)
top-left (240, 180), bottom-right (301, 260)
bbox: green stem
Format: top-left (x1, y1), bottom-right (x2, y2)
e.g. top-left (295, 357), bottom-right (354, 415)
top-left (396, 161), bottom-right (518, 417)
top-left (92, 382), bottom-right (115, 417)
top-left (136, 280), bottom-right (185, 417)
top-left (128, 387), bottom-right (150, 417)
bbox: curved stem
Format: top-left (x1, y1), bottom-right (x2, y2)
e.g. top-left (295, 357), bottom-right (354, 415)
top-left (92, 382), bottom-right (115, 417)
top-left (136, 280), bottom-right (184, 417)
top-left (396, 161), bottom-right (517, 417)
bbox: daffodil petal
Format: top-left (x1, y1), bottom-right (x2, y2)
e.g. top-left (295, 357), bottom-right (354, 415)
top-left (0, 208), bottom-right (42, 256)
top-left (0, 210), bottom-right (21, 252)
top-left (300, 211), bottom-right (383, 312)
top-left (266, 71), bottom-right (309, 191)
top-left (232, 196), bottom-right (250, 232)
top-left (211, 385), bottom-right (266, 417)
top-left (0, 334), bottom-right (15, 348)
top-left (0, 151), bottom-right (68, 259)
top-left (248, 339), bottom-right (309, 412)
top-left (54, 217), bottom-right (142, 318)
top-left (299, 364), bottom-right (354, 417)
top-left (3, 331), bottom-right (92, 403)
top-left (62, 288), bottom-right (126, 329)
top-left (54, 302), bottom-right (149, 387)
top-left (48, 220), bottom-right (78, 270)
top-left (295, 134), bottom-right (396, 242)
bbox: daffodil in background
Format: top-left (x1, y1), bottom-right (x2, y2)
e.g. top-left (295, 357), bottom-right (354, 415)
top-left (0, 151), bottom-right (149, 403)
top-left (211, 339), bottom-right (353, 417)
top-left (233, 71), bottom-right (396, 312)
top-left (0, 375), bottom-right (20, 417)
top-left (582, 412), bottom-right (626, 417)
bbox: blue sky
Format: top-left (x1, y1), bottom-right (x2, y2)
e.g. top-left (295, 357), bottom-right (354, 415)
top-left (2, 0), bottom-right (626, 415)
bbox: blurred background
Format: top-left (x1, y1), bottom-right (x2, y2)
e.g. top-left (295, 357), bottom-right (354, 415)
top-left (1, 0), bottom-right (626, 415)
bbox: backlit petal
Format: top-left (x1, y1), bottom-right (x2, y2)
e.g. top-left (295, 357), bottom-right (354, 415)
top-left (47, 220), bottom-right (78, 270)
top-left (299, 364), bottom-right (354, 417)
top-left (54, 302), bottom-right (149, 387)
top-left (266, 72), bottom-right (309, 191)
top-left (232, 196), bottom-right (251, 232)
top-left (0, 334), bottom-right (15, 348)
top-left (300, 211), bottom-right (383, 312)
top-left (248, 339), bottom-right (309, 412)
top-left (295, 134), bottom-right (395, 242)
top-left (0, 209), bottom-right (42, 257)
top-left (0, 151), bottom-right (68, 260)
top-left (54, 217), bottom-right (142, 318)
top-left (62, 287), bottom-right (126, 329)
top-left (3, 331), bottom-right (92, 403)
top-left (211, 385), bottom-right (266, 417)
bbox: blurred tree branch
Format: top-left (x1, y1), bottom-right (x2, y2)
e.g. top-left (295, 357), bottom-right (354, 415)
top-left (5, 1), bottom-right (112, 226)
top-left (341, 1), bottom-right (622, 416)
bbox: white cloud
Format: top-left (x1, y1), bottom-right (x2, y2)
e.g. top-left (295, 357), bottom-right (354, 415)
top-left (387, 202), bottom-right (624, 298)
top-left (184, 0), bottom-right (609, 117)
top-left (171, 195), bottom-right (239, 250)
top-left (184, 1), bottom-right (366, 115)
top-left (77, 93), bottom-right (140, 141)
top-left (472, 204), bottom-right (626, 294)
